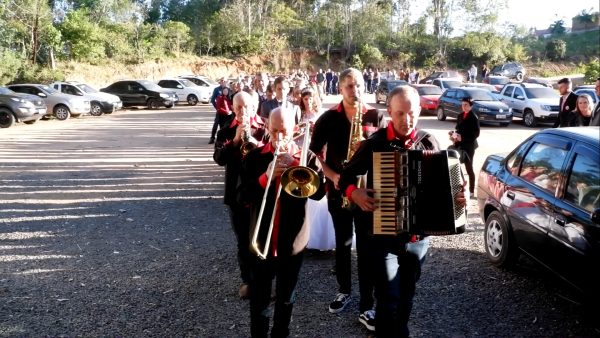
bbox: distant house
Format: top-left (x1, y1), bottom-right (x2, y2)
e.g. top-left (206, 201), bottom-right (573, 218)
top-left (572, 12), bottom-right (600, 32)
top-left (533, 28), bottom-right (552, 38)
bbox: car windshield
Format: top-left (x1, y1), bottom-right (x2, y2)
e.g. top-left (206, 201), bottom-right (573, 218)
top-left (179, 79), bottom-right (196, 87)
top-left (467, 90), bottom-right (497, 101)
top-left (442, 81), bottom-right (462, 88)
top-left (202, 77), bottom-right (218, 86)
top-left (39, 85), bottom-right (58, 94)
top-left (76, 84), bottom-right (98, 93)
top-left (138, 80), bottom-right (162, 91)
top-left (0, 87), bottom-right (15, 94)
top-left (387, 81), bottom-right (406, 89)
top-left (417, 86), bottom-right (442, 95)
top-left (524, 87), bottom-right (557, 99)
top-left (489, 77), bottom-right (509, 85)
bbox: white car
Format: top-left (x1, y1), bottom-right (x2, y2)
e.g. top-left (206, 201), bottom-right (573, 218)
top-left (51, 81), bottom-right (123, 116)
top-left (498, 83), bottom-right (560, 127)
top-left (157, 78), bottom-right (211, 106)
top-left (177, 75), bottom-right (218, 104)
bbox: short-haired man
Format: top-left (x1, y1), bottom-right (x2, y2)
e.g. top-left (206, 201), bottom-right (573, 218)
top-left (339, 85), bottom-right (466, 337)
top-left (260, 76), bottom-right (300, 123)
top-left (240, 106), bottom-right (326, 338)
top-left (590, 77), bottom-right (600, 126)
top-left (310, 67), bottom-right (386, 330)
top-left (213, 92), bottom-right (265, 299)
top-left (209, 77), bottom-right (229, 144)
top-left (553, 77), bottom-right (579, 128)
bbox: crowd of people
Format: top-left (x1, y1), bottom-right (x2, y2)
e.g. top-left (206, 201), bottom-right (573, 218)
top-left (209, 67), bottom-right (469, 338)
top-left (553, 77), bottom-right (600, 128)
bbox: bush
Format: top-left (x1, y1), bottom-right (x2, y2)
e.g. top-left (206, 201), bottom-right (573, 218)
top-left (359, 44), bottom-right (383, 66)
top-left (545, 39), bottom-right (566, 61)
top-left (0, 50), bottom-right (23, 85)
top-left (350, 54), bottom-right (363, 71)
top-left (13, 65), bottom-right (65, 84)
top-left (582, 58), bottom-right (600, 83)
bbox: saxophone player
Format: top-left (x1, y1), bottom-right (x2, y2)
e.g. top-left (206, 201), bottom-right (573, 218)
top-left (239, 106), bottom-right (326, 338)
top-left (309, 68), bottom-right (386, 331)
top-left (213, 91), bottom-right (265, 299)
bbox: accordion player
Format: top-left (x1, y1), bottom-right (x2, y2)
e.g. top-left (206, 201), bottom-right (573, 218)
top-left (372, 149), bottom-right (467, 236)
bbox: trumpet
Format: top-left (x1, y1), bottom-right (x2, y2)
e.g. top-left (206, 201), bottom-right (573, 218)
top-left (250, 122), bottom-right (320, 260)
top-left (240, 116), bottom-right (258, 156)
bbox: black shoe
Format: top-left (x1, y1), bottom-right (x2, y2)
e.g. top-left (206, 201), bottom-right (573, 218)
top-left (208, 138), bottom-right (215, 144)
top-left (328, 293), bottom-right (351, 313)
top-left (359, 309), bottom-right (376, 332)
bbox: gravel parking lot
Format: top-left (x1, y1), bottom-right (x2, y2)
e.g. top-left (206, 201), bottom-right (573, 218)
top-left (1, 96), bottom-right (598, 337)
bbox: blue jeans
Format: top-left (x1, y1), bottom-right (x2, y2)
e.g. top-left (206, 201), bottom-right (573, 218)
top-left (373, 237), bottom-right (430, 338)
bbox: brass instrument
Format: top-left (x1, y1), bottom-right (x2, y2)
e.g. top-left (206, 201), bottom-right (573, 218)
top-left (250, 122), bottom-right (321, 260)
top-left (341, 99), bottom-right (365, 209)
top-left (240, 116), bottom-right (258, 156)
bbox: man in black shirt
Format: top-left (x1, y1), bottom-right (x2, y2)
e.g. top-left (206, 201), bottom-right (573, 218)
top-left (310, 67), bottom-right (386, 331)
top-left (339, 85), bottom-right (466, 337)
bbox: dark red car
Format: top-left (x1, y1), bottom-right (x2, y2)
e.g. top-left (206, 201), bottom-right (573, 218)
top-left (410, 84), bottom-right (442, 113)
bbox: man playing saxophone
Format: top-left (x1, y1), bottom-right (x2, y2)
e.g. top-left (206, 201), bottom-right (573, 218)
top-left (309, 68), bottom-right (386, 331)
top-left (239, 106), bottom-right (326, 338)
top-left (213, 91), bottom-right (265, 299)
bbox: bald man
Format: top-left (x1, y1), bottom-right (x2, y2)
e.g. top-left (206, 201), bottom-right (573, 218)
top-left (339, 85), bottom-right (466, 337)
top-left (240, 107), bottom-right (326, 338)
top-left (213, 91), bottom-right (266, 299)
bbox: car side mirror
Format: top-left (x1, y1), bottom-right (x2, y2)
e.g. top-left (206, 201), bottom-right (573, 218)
top-left (38, 92), bottom-right (46, 97)
top-left (592, 209), bottom-right (600, 225)
top-left (177, 85), bottom-right (183, 89)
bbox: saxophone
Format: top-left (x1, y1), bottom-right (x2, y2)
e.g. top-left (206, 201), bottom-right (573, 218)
top-left (340, 100), bottom-right (365, 210)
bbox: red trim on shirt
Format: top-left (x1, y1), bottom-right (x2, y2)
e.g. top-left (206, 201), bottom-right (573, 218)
top-left (345, 184), bottom-right (358, 202)
top-left (258, 173), bottom-right (268, 189)
top-left (334, 101), bottom-right (376, 113)
top-left (386, 124), bottom-right (417, 143)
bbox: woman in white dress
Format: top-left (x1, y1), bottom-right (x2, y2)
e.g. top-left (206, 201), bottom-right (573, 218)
top-left (297, 87), bottom-right (337, 251)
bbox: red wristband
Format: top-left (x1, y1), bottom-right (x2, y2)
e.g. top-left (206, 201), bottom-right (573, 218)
top-left (345, 184), bottom-right (357, 202)
top-left (258, 172), bottom-right (268, 189)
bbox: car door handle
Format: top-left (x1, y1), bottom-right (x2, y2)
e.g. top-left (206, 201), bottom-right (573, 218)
top-left (555, 218), bottom-right (566, 226)
top-left (506, 191), bottom-right (515, 200)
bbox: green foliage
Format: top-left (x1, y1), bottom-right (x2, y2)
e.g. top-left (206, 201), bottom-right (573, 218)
top-left (582, 58), bottom-right (600, 83)
top-left (359, 44), bottom-right (384, 67)
top-left (350, 54), bottom-right (364, 71)
top-left (549, 20), bottom-right (566, 35)
top-left (59, 9), bottom-right (106, 62)
top-left (545, 39), bottom-right (566, 61)
top-left (13, 64), bottom-right (65, 84)
top-left (0, 51), bottom-right (24, 85)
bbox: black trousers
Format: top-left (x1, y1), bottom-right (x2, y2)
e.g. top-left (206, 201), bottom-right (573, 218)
top-left (210, 113), bottom-right (230, 139)
top-left (228, 203), bottom-right (251, 283)
top-left (328, 194), bottom-right (375, 312)
top-left (250, 253), bottom-right (304, 338)
top-left (462, 147), bottom-right (476, 194)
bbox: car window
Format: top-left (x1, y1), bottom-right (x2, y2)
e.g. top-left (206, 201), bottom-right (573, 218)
top-left (513, 87), bottom-right (525, 99)
top-left (455, 90), bottom-right (466, 99)
top-left (524, 87), bottom-right (557, 99)
top-left (64, 84), bottom-right (80, 95)
top-left (445, 90), bottom-right (456, 99)
top-left (565, 153), bottom-right (600, 212)
top-left (502, 86), bottom-right (514, 97)
top-left (417, 86), bottom-right (442, 95)
top-left (506, 141), bottom-right (531, 175)
top-left (519, 142), bottom-right (568, 194)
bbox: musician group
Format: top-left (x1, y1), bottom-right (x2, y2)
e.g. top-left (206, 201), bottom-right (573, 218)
top-left (212, 68), bottom-right (467, 338)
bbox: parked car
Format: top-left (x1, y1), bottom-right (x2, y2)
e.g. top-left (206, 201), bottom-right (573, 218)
top-left (410, 84), bottom-right (442, 113)
top-left (490, 62), bottom-right (526, 81)
top-left (100, 80), bottom-right (178, 109)
top-left (177, 75), bottom-right (217, 103)
top-left (419, 70), bottom-right (463, 84)
top-left (0, 87), bottom-right (47, 128)
top-left (573, 88), bottom-right (599, 104)
top-left (157, 78), bottom-right (207, 106)
top-left (573, 84), bottom-right (594, 92)
top-left (483, 75), bottom-right (510, 91)
top-left (497, 83), bottom-right (560, 127)
top-left (436, 87), bottom-right (512, 126)
top-left (461, 83), bottom-right (497, 92)
top-left (7, 84), bottom-right (90, 120)
top-left (431, 79), bottom-right (462, 91)
top-left (477, 127), bottom-right (600, 299)
top-left (523, 77), bottom-right (553, 88)
top-left (375, 79), bottom-right (408, 105)
top-left (51, 81), bottom-right (122, 116)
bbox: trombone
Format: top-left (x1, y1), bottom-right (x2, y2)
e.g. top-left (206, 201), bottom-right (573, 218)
top-left (250, 122), bottom-right (321, 260)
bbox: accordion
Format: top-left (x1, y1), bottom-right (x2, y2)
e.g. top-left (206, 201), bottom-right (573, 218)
top-left (372, 149), bottom-right (466, 236)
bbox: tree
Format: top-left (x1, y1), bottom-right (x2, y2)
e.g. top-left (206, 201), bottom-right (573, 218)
top-left (59, 9), bottom-right (106, 62)
top-left (549, 19), bottom-right (566, 35)
top-left (545, 39), bottom-right (566, 61)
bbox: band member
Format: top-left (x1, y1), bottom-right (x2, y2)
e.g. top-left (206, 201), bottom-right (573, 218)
top-left (240, 106), bottom-right (326, 338)
top-left (338, 85), bottom-right (466, 337)
top-left (213, 91), bottom-right (265, 299)
top-left (309, 68), bottom-right (386, 328)
top-left (451, 97), bottom-right (480, 199)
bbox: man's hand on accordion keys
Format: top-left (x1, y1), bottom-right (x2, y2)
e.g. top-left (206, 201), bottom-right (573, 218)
top-left (350, 188), bottom-right (378, 212)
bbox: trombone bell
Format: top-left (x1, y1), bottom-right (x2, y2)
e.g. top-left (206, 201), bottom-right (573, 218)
top-left (281, 166), bottom-right (320, 198)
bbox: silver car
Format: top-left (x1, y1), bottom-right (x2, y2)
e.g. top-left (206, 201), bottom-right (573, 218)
top-left (7, 84), bottom-right (90, 120)
top-left (0, 87), bottom-right (47, 128)
top-left (51, 81), bottom-right (123, 116)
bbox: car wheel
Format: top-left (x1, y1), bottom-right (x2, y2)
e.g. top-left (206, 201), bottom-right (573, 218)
top-left (484, 211), bottom-right (519, 268)
top-left (436, 107), bottom-right (446, 121)
top-left (187, 94), bottom-right (199, 106)
top-left (165, 103), bottom-right (174, 109)
top-left (53, 105), bottom-right (71, 120)
top-left (147, 99), bottom-right (160, 110)
top-left (90, 102), bottom-right (103, 116)
top-left (523, 110), bottom-right (537, 127)
top-left (515, 72), bottom-right (524, 82)
top-left (0, 109), bottom-right (16, 128)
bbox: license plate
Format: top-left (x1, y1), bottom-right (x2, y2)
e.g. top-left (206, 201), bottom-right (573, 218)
top-left (496, 114), bottom-right (506, 119)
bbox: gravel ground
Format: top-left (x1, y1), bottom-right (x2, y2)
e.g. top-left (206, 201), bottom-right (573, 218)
top-left (0, 98), bottom-right (598, 337)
